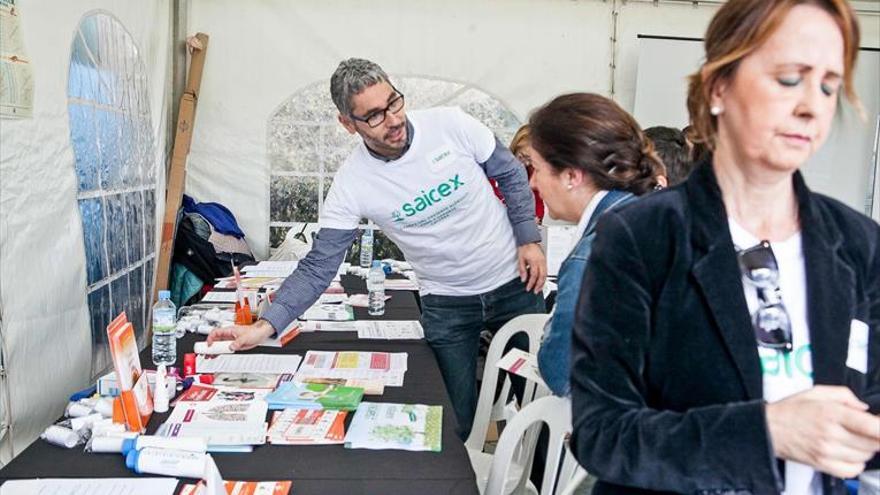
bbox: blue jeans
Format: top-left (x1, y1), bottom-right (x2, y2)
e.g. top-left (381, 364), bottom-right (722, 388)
top-left (420, 277), bottom-right (545, 440)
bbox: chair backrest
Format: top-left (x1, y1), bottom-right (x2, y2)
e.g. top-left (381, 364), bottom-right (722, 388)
top-left (485, 395), bottom-right (574, 495)
top-left (465, 313), bottom-right (549, 452)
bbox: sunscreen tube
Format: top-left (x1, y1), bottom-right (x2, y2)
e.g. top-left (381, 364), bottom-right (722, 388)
top-left (65, 402), bottom-right (93, 418)
top-left (125, 447), bottom-right (208, 478)
top-left (193, 341), bottom-right (234, 355)
top-left (69, 413), bottom-right (103, 432)
top-left (153, 365), bottom-right (169, 413)
top-left (121, 435), bottom-right (208, 455)
top-left (94, 397), bottom-right (114, 418)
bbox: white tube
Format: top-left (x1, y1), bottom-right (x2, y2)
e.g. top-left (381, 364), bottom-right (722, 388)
top-left (94, 398), bottom-right (114, 418)
top-left (41, 425), bottom-right (81, 448)
top-left (65, 402), bottom-right (93, 418)
top-left (193, 341), bottom-right (234, 355)
top-left (153, 365), bottom-right (169, 414)
top-left (126, 447), bottom-right (208, 478)
top-left (86, 436), bottom-right (126, 453)
top-left (127, 435), bottom-right (208, 454)
top-left (69, 413), bottom-right (103, 432)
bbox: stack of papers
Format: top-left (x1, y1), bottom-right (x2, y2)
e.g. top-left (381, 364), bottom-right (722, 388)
top-left (196, 354), bottom-right (302, 374)
top-left (294, 351), bottom-right (408, 387)
top-left (212, 373), bottom-right (288, 389)
top-left (158, 397), bottom-right (268, 452)
top-left (180, 480), bottom-right (293, 495)
top-left (241, 260), bottom-right (299, 278)
top-left (357, 321), bottom-right (424, 340)
top-left (344, 402), bottom-right (442, 452)
top-left (0, 479), bottom-right (179, 495)
top-left (267, 409), bottom-right (347, 445)
top-left (264, 382), bottom-right (364, 411)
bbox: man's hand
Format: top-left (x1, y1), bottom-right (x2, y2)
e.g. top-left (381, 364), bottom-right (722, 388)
top-left (517, 242), bottom-right (547, 294)
top-left (206, 320), bottom-right (275, 352)
top-left (766, 385), bottom-right (880, 478)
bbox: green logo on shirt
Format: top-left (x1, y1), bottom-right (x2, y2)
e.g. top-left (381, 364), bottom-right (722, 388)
top-left (399, 174), bottom-right (465, 217)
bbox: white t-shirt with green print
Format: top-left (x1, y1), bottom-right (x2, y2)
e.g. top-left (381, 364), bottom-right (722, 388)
top-left (729, 218), bottom-right (819, 495)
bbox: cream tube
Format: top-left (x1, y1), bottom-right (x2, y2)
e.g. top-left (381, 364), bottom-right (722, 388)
top-left (125, 447), bottom-right (208, 478)
top-left (65, 402), bottom-right (93, 418)
top-left (121, 435), bottom-right (208, 455)
top-left (94, 398), bottom-right (114, 418)
top-left (86, 436), bottom-right (126, 453)
top-left (193, 341), bottom-right (234, 355)
top-left (41, 425), bottom-right (81, 448)
top-left (69, 413), bottom-right (103, 432)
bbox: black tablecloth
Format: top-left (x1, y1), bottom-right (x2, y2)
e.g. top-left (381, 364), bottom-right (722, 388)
top-left (0, 276), bottom-right (479, 495)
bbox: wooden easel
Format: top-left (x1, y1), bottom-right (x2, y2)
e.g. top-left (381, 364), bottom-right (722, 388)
top-left (155, 33), bottom-right (209, 298)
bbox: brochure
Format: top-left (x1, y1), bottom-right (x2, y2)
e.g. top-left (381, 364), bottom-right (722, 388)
top-left (264, 382), bottom-right (363, 411)
top-left (266, 409), bottom-right (347, 445)
top-left (344, 402), bottom-right (442, 452)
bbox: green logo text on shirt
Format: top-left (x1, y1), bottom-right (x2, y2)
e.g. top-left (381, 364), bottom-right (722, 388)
top-left (399, 174), bottom-right (465, 217)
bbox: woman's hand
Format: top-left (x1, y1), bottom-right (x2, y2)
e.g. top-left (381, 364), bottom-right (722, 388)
top-left (206, 319), bottom-right (275, 351)
top-left (766, 385), bottom-right (880, 478)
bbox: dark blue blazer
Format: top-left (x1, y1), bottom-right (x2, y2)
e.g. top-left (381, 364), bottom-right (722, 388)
top-left (570, 161), bottom-right (879, 494)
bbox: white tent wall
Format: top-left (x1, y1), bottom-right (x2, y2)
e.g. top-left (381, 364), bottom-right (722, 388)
top-left (185, 0), bottom-right (616, 259)
top-left (0, 0), bottom-right (172, 463)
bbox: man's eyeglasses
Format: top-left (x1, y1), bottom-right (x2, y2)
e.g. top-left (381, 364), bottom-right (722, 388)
top-left (349, 91), bottom-right (405, 128)
top-left (737, 240), bottom-right (793, 353)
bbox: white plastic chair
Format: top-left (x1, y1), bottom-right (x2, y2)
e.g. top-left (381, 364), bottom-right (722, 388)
top-left (485, 395), bottom-right (579, 495)
top-left (467, 313), bottom-right (550, 494)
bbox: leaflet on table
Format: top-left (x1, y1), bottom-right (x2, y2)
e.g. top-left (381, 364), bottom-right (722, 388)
top-left (300, 303), bottom-right (354, 321)
top-left (267, 409), bottom-right (347, 445)
top-left (212, 373), bottom-right (293, 390)
top-left (179, 480), bottom-right (293, 495)
top-left (344, 402), bottom-right (442, 452)
top-left (175, 384), bottom-right (272, 403)
top-left (196, 354), bottom-right (302, 374)
top-left (264, 382), bottom-right (364, 410)
top-left (0, 478), bottom-right (179, 495)
top-left (357, 320), bottom-right (424, 340)
top-left (317, 293), bottom-right (348, 304)
top-left (298, 351), bottom-right (408, 372)
top-left (241, 260), bottom-right (298, 277)
top-left (295, 368), bottom-right (405, 387)
top-left (495, 348), bottom-right (547, 388)
top-left (299, 321), bottom-right (360, 332)
top-left (300, 377), bottom-right (385, 396)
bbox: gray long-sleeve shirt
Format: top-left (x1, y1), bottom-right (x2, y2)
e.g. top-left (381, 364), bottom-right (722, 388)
top-left (261, 129), bottom-right (539, 334)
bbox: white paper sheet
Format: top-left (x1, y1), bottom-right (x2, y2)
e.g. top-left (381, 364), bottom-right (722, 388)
top-left (383, 279), bottom-right (420, 291)
top-left (241, 260), bottom-right (298, 277)
top-left (496, 348), bottom-right (547, 388)
top-left (196, 354), bottom-right (302, 374)
top-left (200, 291), bottom-right (238, 303)
top-left (543, 225), bottom-right (578, 277)
top-left (357, 321), bottom-right (424, 340)
top-left (0, 478), bottom-right (179, 495)
top-left (294, 351), bottom-right (407, 386)
top-left (300, 303), bottom-right (354, 321)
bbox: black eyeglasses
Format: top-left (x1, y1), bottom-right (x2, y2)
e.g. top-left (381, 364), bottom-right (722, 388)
top-left (737, 240), bottom-right (793, 353)
top-left (349, 91), bottom-right (405, 128)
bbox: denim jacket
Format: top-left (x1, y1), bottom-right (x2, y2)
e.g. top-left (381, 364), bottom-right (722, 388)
top-left (538, 190), bottom-right (636, 396)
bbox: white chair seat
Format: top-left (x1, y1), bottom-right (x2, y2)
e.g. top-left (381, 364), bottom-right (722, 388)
top-left (470, 447), bottom-right (537, 495)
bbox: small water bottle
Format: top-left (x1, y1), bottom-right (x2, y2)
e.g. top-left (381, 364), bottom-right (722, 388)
top-left (152, 290), bottom-right (177, 366)
top-left (367, 260), bottom-right (386, 316)
top-left (359, 228), bottom-right (374, 268)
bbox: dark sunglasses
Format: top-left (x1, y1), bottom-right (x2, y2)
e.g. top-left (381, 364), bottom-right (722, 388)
top-left (737, 240), bottom-right (793, 353)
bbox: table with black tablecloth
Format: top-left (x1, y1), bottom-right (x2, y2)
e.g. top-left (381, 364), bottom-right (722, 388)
top-left (0, 275), bottom-right (479, 495)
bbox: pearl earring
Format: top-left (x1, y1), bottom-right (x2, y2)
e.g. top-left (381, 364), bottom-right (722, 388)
top-left (710, 105), bottom-right (723, 116)
top-left (566, 184), bottom-right (573, 190)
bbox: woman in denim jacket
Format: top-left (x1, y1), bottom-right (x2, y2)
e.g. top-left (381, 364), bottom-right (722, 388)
top-left (527, 93), bottom-right (667, 396)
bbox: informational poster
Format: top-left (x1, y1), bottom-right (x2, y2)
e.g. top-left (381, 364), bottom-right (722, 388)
top-left (0, 1), bottom-right (34, 118)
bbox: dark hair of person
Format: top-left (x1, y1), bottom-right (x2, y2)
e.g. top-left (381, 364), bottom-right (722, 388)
top-left (644, 126), bottom-right (695, 186)
top-left (529, 93), bottom-right (665, 196)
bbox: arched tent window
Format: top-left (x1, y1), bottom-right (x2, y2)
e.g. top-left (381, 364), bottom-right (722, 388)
top-left (267, 77), bottom-right (522, 260)
top-left (67, 12), bottom-right (156, 375)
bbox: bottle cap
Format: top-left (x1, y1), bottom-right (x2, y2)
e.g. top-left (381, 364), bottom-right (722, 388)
top-left (121, 437), bottom-right (137, 455)
top-left (158, 290), bottom-right (171, 300)
top-left (125, 449), bottom-right (140, 472)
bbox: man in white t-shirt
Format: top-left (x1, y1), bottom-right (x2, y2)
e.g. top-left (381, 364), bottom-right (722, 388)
top-left (209, 58), bottom-right (546, 439)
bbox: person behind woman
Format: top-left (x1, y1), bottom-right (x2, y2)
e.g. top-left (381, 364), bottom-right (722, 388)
top-left (644, 126), bottom-right (695, 186)
top-left (570, 0), bottom-right (880, 493)
top-left (489, 125), bottom-right (546, 223)
top-left (529, 93), bottom-right (665, 396)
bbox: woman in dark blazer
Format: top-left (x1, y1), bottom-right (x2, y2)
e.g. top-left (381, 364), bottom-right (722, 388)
top-left (569, 0), bottom-right (879, 493)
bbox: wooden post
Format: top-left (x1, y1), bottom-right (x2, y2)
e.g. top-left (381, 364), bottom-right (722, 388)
top-left (155, 33), bottom-right (209, 297)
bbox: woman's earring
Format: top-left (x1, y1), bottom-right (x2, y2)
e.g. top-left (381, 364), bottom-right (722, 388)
top-left (710, 105), bottom-right (723, 116)
top-left (566, 183), bottom-right (574, 190)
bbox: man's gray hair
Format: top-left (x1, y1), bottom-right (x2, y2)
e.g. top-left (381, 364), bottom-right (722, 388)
top-left (330, 58), bottom-right (391, 116)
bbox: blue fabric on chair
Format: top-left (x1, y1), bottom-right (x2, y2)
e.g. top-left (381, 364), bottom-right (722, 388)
top-left (182, 195), bottom-right (246, 239)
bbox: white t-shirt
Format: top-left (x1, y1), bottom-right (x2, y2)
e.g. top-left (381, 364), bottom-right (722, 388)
top-left (729, 218), bottom-right (820, 495)
top-left (321, 107), bottom-right (519, 296)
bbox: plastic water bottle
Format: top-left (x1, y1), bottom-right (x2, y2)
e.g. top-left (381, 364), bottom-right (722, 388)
top-left (359, 228), bottom-right (374, 268)
top-left (367, 260), bottom-right (386, 316)
top-left (152, 290), bottom-right (177, 366)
